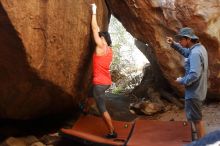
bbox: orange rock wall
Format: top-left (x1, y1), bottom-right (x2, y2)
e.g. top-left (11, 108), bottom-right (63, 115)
top-left (0, 0), bottom-right (109, 119)
top-left (106, 0), bottom-right (220, 98)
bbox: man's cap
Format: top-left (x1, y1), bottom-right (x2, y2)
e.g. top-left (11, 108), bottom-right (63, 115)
top-left (175, 27), bottom-right (199, 40)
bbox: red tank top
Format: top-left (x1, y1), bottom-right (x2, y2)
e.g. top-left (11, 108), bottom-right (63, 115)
top-left (93, 47), bottom-right (112, 85)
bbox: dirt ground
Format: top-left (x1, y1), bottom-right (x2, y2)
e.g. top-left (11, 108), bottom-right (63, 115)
top-left (153, 102), bottom-right (220, 133)
top-left (106, 93), bottom-right (220, 134)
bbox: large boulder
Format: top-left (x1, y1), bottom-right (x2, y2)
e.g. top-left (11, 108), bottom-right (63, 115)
top-left (0, 0), bottom-right (219, 120)
top-left (106, 0), bottom-right (220, 99)
top-left (0, 0), bottom-right (109, 119)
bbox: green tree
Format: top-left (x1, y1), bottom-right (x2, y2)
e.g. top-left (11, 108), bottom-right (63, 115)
top-left (109, 16), bottom-right (145, 92)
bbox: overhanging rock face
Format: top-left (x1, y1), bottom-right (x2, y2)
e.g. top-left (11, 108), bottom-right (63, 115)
top-left (0, 0), bottom-right (109, 119)
top-left (106, 0), bottom-right (220, 98)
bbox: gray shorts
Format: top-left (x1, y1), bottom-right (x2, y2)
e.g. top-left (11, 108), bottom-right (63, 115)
top-left (93, 85), bottom-right (110, 113)
top-left (185, 98), bottom-right (202, 121)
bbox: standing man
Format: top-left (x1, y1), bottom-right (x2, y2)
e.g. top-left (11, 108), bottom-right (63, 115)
top-left (166, 27), bottom-right (208, 139)
top-left (90, 4), bottom-right (117, 139)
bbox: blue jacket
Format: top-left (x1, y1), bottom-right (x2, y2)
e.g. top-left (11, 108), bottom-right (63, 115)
top-left (171, 42), bottom-right (208, 101)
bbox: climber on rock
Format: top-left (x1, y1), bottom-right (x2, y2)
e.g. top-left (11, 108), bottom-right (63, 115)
top-left (90, 3), bottom-right (117, 139)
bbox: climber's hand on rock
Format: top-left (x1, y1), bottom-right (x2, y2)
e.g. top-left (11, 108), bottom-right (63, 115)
top-left (91, 3), bottom-right (97, 15)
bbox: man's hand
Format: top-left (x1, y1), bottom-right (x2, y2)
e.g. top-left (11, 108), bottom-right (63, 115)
top-left (166, 37), bottom-right (174, 45)
top-left (91, 3), bottom-right (97, 15)
top-left (176, 77), bottom-right (182, 83)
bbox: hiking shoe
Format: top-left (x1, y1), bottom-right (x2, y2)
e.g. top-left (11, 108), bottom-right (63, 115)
top-left (192, 131), bottom-right (198, 141)
top-left (105, 131), bottom-right (117, 139)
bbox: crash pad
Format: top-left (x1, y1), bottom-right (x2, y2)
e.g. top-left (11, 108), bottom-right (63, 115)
top-left (126, 119), bottom-right (192, 146)
top-left (61, 115), bottom-right (133, 146)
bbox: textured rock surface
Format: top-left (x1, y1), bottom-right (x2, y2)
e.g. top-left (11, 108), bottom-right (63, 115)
top-left (0, 0), bottom-right (109, 119)
top-left (0, 0), bottom-right (219, 120)
top-left (106, 0), bottom-right (220, 98)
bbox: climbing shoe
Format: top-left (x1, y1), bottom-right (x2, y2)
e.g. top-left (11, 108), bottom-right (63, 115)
top-left (105, 131), bottom-right (117, 139)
